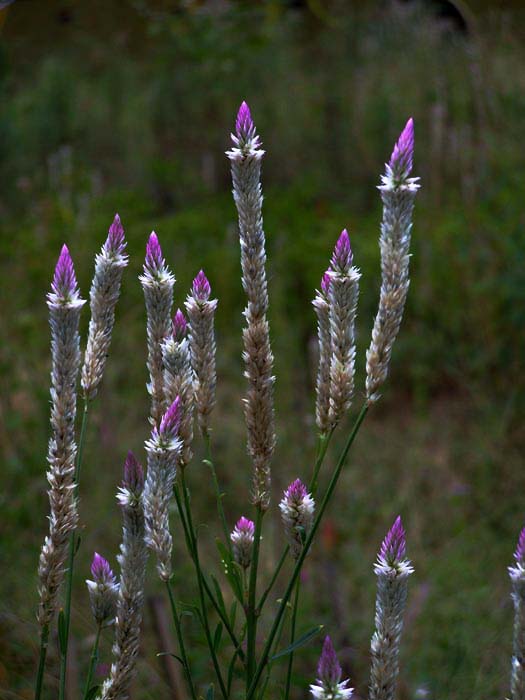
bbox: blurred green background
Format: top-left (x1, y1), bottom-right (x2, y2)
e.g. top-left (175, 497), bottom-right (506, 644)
top-left (1, 1), bottom-right (525, 698)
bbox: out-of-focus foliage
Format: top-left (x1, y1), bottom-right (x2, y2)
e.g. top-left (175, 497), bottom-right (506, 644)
top-left (1, 2), bottom-right (524, 699)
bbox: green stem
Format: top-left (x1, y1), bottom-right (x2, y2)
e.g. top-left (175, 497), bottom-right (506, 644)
top-left (59, 399), bottom-right (90, 700)
top-left (204, 433), bottom-right (231, 549)
top-left (246, 507), bottom-right (264, 692)
top-left (180, 470), bottom-right (228, 700)
top-left (34, 624), bottom-right (49, 700)
top-left (284, 578), bottom-right (301, 700)
top-left (247, 403), bottom-right (369, 700)
top-left (257, 428), bottom-right (335, 613)
top-left (166, 580), bottom-right (197, 700)
top-left (82, 624), bottom-right (101, 699)
top-left (175, 483), bottom-right (245, 663)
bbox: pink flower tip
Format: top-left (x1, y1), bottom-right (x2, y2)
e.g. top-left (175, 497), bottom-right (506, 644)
top-left (514, 527), bottom-right (525, 565)
top-left (172, 309), bottom-right (188, 342)
top-left (90, 552), bottom-right (115, 583)
top-left (52, 244), bottom-right (78, 298)
top-left (330, 229), bottom-right (353, 272)
top-left (317, 636), bottom-right (342, 686)
top-left (145, 231), bottom-right (164, 271)
top-left (236, 101), bottom-right (254, 139)
top-left (285, 478), bottom-right (308, 502)
top-left (106, 213), bottom-right (126, 254)
top-left (192, 269), bottom-right (211, 301)
top-left (235, 516), bottom-right (255, 535)
top-left (321, 271), bottom-right (332, 296)
top-left (379, 515), bottom-right (406, 564)
top-left (389, 117), bottom-right (414, 178)
top-left (159, 396), bottom-right (182, 439)
top-left (123, 450), bottom-right (144, 493)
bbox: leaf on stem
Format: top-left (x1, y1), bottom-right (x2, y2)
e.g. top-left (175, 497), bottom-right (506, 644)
top-left (270, 624), bottom-right (324, 661)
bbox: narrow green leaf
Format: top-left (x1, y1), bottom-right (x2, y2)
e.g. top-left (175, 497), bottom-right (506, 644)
top-left (157, 652), bottom-right (185, 666)
top-left (210, 574), bottom-right (227, 616)
top-left (74, 535), bottom-right (82, 556)
top-left (229, 599), bottom-right (238, 629)
top-left (57, 609), bottom-right (67, 656)
top-left (213, 622), bottom-right (223, 652)
top-left (270, 625), bottom-right (323, 661)
top-left (85, 686), bottom-right (100, 700)
top-left (227, 648), bottom-right (241, 694)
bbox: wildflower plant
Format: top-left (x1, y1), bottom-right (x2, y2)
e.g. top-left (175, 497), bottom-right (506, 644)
top-left (31, 101), bottom-right (521, 700)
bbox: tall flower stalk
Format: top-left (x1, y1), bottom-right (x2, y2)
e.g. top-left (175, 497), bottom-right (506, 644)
top-left (369, 517), bottom-right (414, 700)
top-left (366, 118), bottom-right (420, 403)
top-left (35, 245), bottom-right (85, 700)
top-left (99, 452), bottom-right (147, 700)
top-left (313, 271), bottom-right (332, 436)
top-left (508, 527), bottom-right (525, 700)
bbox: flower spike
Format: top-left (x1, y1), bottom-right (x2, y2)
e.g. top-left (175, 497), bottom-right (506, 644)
top-left (389, 117), bottom-right (414, 180)
top-left (52, 244), bottom-right (79, 300)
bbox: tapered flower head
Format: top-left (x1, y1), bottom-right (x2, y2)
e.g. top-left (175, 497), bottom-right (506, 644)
top-left (509, 526), bottom-right (525, 583)
top-left (172, 309), bottom-right (188, 342)
top-left (389, 118), bottom-right (414, 180)
top-left (51, 244), bottom-right (79, 300)
top-left (144, 231), bottom-right (164, 273)
top-left (375, 516), bottom-right (414, 577)
top-left (86, 552), bottom-right (119, 625)
top-left (159, 396), bottom-right (182, 440)
top-left (280, 479), bottom-right (315, 559)
top-left (105, 213), bottom-right (126, 255)
top-left (514, 528), bottom-right (525, 566)
top-left (192, 270), bottom-right (211, 302)
top-left (231, 516), bottom-right (255, 569)
top-left (228, 101), bottom-right (263, 155)
top-left (123, 451), bottom-right (144, 493)
top-left (236, 101), bottom-right (254, 140)
top-left (330, 230), bottom-right (353, 274)
top-left (310, 636), bottom-right (353, 700)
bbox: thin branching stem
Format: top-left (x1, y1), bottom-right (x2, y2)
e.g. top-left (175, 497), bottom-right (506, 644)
top-left (165, 580), bottom-right (198, 700)
top-left (204, 433), bottom-right (231, 549)
top-left (59, 398), bottom-right (90, 700)
top-left (34, 623), bottom-right (49, 700)
top-left (247, 403), bottom-right (369, 700)
top-left (284, 577), bottom-right (301, 700)
top-left (82, 623), bottom-right (102, 699)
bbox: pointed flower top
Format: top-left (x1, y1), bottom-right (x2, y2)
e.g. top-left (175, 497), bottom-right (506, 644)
top-left (285, 478), bottom-right (308, 502)
top-left (173, 308), bottom-right (188, 341)
top-left (144, 231), bottom-right (164, 273)
top-left (321, 270), bottom-right (332, 297)
top-left (379, 516), bottom-right (406, 565)
top-left (105, 213), bottom-right (126, 255)
top-left (514, 527), bottom-right (525, 566)
top-left (236, 101), bottom-right (254, 140)
top-left (330, 230), bottom-right (353, 273)
top-left (159, 396), bottom-right (182, 439)
top-left (317, 636), bottom-right (342, 687)
top-left (389, 117), bottom-right (414, 180)
top-left (51, 244), bottom-right (80, 300)
top-left (192, 269), bottom-right (211, 302)
top-left (235, 516), bottom-right (255, 536)
top-left (123, 450), bottom-right (144, 493)
top-left (91, 552), bottom-right (116, 584)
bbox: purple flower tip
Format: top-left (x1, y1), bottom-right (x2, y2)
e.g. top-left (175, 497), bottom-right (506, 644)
top-left (236, 101), bottom-right (254, 138)
top-left (317, 636), bottom-right (342, 686)
top-left (330, 229), bottom-right (353, 272)
top-left (192, 269), bottom-right (211, 301)
top-left (91, 552), bottom-right (115, 583)
top-left (106, 213), bottom-right (126, 253)
top-left (321, 271), bottom-right (332, 297)
top-left (285, 478), bottom-right (308, 502)
top-left (389, 117), bottom-right (414, 178)
top-left (145, 231), bottom-right (163, 271)
top-left (236, 516), bottom-right (255, 535)
top-left (159, 396), bottom-right (182, 439)
top-left (514, 527), bottom-right (525, 565)
top-left (123, 450), bottom-right (144, 493)
top-left (172, 309), bottom-right (188, 341)
top-left (52, 244), bottom-right (78, 298)
top-left (379, 515), bottom-right (406, 564)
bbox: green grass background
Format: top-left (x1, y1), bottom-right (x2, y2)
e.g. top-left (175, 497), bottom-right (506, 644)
top-left (1, 1), bottom-right (525, 698)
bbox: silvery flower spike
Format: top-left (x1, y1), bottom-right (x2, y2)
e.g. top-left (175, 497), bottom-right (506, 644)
top-left (231, 516), bottom-right (255, 569)
top-left (86, 552), bottom-right (119, 626)
top-left (310, 635), bottom-right (353, 700)
top-left (279, 478), bottom-right (315, 560)
top-left (508, 527), bottom-right (525, 700)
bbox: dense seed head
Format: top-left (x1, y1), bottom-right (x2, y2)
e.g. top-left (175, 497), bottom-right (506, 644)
top-left (192, 270), bottom-right (211, 302)
top-left (51, 244), bottom-right (79, 299)
top-left (106, 213), bottom-right (126, 255)
top-left (172, 308), bottom-right (188, 341)
top-left (379, 516), bottom-right (407, 565)
top-left (389, 117), bottom-right (414, 180)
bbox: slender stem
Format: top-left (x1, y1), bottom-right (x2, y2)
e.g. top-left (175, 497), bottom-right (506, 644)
top-left (166, 580), bottom-right (197, 700)
top-left (257, 427), bottom-right (336, 613)
top-left (180, 470), bottom-right (228, 700)
top-left (34, 623), bottom-right (49, 700)
top-left (82, 624), bottom-right (102, 699)
top-left (175, 483), bottom-right (245, 663)
top-left (310, 428), bottom-right (335, 496)
top-left (59, 399), bottom-right (90, 700)
top-left (247, 403), bottom-right (369, 700)
top-left (204, 433), bottom-right (231, 549)
top-left (284, 578), bottom-right (301, 700)
top-left (246, 507), bottom-right (264, 692)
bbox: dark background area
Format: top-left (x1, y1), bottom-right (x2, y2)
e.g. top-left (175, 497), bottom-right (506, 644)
top-left (1, 1), bottom-right (525, 698)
